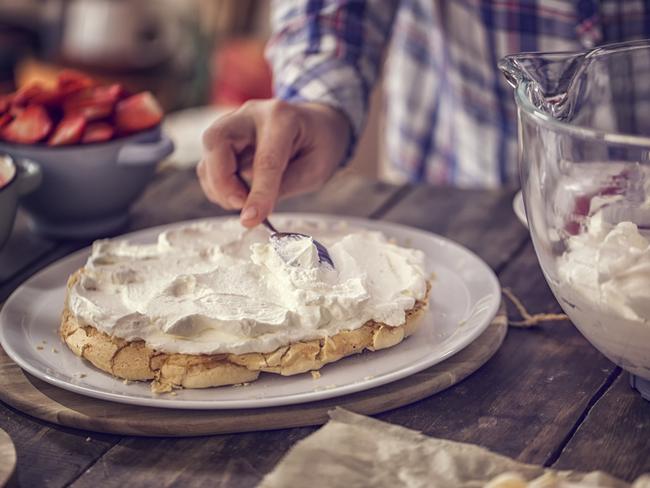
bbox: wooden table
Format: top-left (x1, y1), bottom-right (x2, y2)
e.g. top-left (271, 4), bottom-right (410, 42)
top-left (0, 168), bottom-right (648, 487)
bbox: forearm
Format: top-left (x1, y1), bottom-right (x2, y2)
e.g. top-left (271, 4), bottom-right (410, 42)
top-left (266, 0), bottom-right (396, 146)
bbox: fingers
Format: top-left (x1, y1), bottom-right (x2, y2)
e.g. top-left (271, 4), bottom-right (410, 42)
top-left (199, 112), bottom-right (253, 209)
top-left (198, 100), bottom-right (343, 227)
top-left (240, 107), bottom-right (299, 227)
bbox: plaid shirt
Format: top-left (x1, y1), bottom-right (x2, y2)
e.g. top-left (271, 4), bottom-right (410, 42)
top-left (266, 0), bottom-right (650, 187)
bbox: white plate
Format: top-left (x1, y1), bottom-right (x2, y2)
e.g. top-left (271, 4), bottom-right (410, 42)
top-left (0, 214), bottom-right (500, 410)
top-left (513, 190), bottom-right (528, 228)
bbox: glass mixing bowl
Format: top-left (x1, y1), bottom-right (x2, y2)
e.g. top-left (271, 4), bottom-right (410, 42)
top-left (500, 40), bottom-right (650, 399)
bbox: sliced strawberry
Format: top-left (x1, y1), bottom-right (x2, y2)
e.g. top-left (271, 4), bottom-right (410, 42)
top-left (66, 101), bottom-right (113, 121)
top-left (0, 95), bottom-right (9, 114)
top-left (31, 88), bottom-right (63, 107)
top-left (8, 104), bottom-right (24, 118)
top-left (564, 220), bottom-right (581, 236)
top-left (48, 115), bottom-right (86, 146)
top-left (12, 83), bottom-right (46, 107)
top-left (1, 105), bottom-right (52, 144)
top-left (81, 122), bottom-right (114, 143)
top-left (572, 194), bottom-right (591, 217)
top-left (63, 84), bottom-right (123, 121)
top-left (0, 113), bottom-right (12, 129)
top-left (114, 91), bottom-right (163, 133)
top-left (57, 70), bottom-right (95, 97)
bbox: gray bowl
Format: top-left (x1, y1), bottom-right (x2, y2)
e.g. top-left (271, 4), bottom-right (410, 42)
top-left (0, 156), bottom-right (42, 250)
top-left (0, 127), bottom-right (174, 239)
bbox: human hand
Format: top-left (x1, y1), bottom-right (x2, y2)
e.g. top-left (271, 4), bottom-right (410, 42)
top-left (198, 100), bottom-right (351, 227)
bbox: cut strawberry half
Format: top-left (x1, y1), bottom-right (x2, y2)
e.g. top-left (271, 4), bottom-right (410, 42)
top-left (8, 104), bottom-right (25, 117)
top-left (48, 115), bottom-right (86, 146)
top-left (31, 88), bottom-right (64, 107)
top-left (66, 101), bottom-right (113, 121)
top-left (0, 96), bottom-right (9, 114)
top-left (12, 83), bottom-right (46, 107)
top-left (115, 91), bottom-right (163, 133)
top-left (63, 84), bottom-right (123, 121)
top-left (57, 70), bottom-right (95, 97)
top-left (0, 113), bottom-right (12, 130)
top-left (1, 105), bottom-right (52, 144)
top-left (81, 122), bottom-right (114, 143)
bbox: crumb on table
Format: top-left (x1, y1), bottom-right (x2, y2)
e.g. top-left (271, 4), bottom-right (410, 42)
top-left (311, 371), bottom-right (321, 380)
top-left (36, 346), bottom-right (44, 351)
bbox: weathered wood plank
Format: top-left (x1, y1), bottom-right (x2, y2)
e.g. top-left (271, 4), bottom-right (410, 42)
top-left (69, 429), bottom-right (315, 488)
top-left (0, 403), bottom-right (118, 488)
top-left (128, 168), bottom-right (230, 230)
top-left (129, 168), bottom-right (406, 229)
top-left (552, 372), bottom-right (650, 482)
top-left (0, 211), bottom-right (56, 284)
top-left (377, 240), bottom-right (618, 466)
top-left (276, 169), bottom-right (406, 218)
top-left (380, 186), bottom-right (529, 270)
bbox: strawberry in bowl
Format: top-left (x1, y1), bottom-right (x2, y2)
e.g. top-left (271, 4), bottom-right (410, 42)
top-left (0, 71), bottom-right (174, 239)
top-left (0, 70), bottom-right (165, 147)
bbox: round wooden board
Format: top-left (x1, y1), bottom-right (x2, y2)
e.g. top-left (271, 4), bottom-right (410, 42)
top-left (0, 428), bottom-right (16, 488)
top-left (0, 303), bottom-right (507, 437)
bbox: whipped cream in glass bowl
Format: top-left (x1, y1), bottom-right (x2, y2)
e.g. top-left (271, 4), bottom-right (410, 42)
top-left (501, 40), bottom-right (650, 400)
top-left (522, 160), bottom-right (650, 398)
top-left (523, 153), bottom-right (650, 397)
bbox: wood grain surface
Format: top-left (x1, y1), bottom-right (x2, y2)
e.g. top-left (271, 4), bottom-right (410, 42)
top-left (0, 168), bottom-right (648, 487)
top-left (0, 304), bottom-right (506, 437)
top-left (0, 428), bottom-right (16, 488)
top-left (552, 372), bottom-right (650, 481)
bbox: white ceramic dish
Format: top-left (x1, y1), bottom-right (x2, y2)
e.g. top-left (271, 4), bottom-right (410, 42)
top-left (513, 190), bottom-right (528, 228)
top-left (0, 214), bottom-right (501, 410)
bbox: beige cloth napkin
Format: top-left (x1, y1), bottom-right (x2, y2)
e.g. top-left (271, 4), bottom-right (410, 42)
top-left (260, 409), bottom-right (649, 488)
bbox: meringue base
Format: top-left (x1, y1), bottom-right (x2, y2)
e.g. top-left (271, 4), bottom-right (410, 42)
top-left (60, 270), bottom-right (429, 393)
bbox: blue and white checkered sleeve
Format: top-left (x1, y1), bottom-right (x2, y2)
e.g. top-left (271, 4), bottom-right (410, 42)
top-left (266, 0), bottom-right (396, 144)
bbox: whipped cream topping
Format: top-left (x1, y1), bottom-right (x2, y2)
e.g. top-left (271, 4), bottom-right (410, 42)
top-left (558, 212), bottom-right (650, 322)
top-left (67, 219), bottom-right (428, 355)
